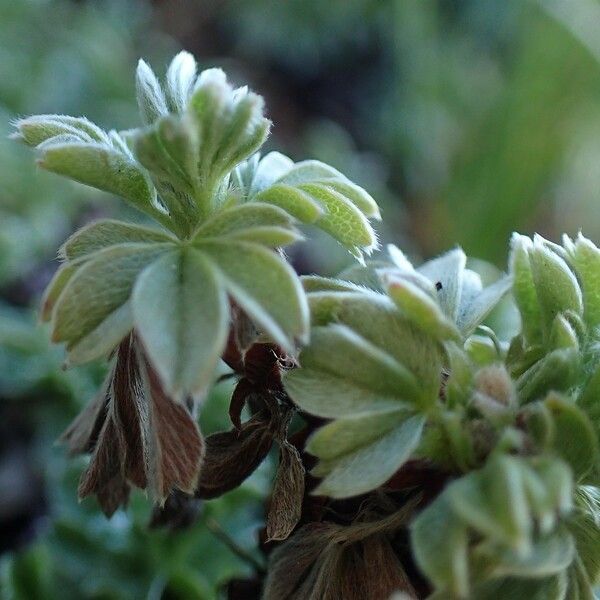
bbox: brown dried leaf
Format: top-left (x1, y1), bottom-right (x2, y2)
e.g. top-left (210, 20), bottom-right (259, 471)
top-left (140, 355), bottom-right (204, 503)
top-left (196, 412), bottom-right (275, 499)
top-left (229, 378), bottom-right (254, 430)
top-left (59, 373), bottom-right (110, 456)
top-left (262, 523), bottom-right (342, 599)
top-left (266, 441), bottom-right (305, 542)
top-left (112, 336), bottom-right (147, 489)
top-left (263, 501), bottom-right (421, 600)
top-left (335, 537), bottom-right (417, 599)
top-left (77, 415), bottom-right (130, 517)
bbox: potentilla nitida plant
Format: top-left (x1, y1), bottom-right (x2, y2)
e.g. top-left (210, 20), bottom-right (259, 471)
top-left (13, 52), bottom-right (600, 599)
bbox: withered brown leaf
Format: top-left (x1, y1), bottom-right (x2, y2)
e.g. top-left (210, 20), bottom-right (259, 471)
top-left (77, 414), bottom-right (130, 517)
top-left (265, 441), bottom-right (305, 542)
top-left (59, 372), bottom-right (111, 456)
top-left (112, 336), bottom-right (147, 489)
top-left (263, 502), bottom-right (420, 600)
top-left (139, 354), bottom-right (204, 503)
top-left (196, 412), bottom-right (275, 499)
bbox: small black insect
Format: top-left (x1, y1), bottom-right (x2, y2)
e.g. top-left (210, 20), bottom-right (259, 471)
top-left (435, 281), bottom-right (443, 291)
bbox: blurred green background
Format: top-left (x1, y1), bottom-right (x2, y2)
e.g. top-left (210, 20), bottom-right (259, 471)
top-left (2, 0), bottom-right (600, 597)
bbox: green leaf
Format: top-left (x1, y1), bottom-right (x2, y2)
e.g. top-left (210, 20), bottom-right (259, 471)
top-left (448, 455), bottom-right (532, 553)
top-left (12, 114), bottom-right (109, 146)
top-left (517, 348), bottom-right (580, 403)
top-left (165, 51), bottom-right (197, 113)
top-left (569, 233), bottom-right (600, 328)
top-left (470, 574), bottom-right (567, 600)
top-left (37, 141), bottom-right (159, 218)
top-left (52, 244), bottom-right (170, 359)
top-left (284, 369), bottom-right (403, 418)
top-left (234, 151), bottom-right (294, 198)
top-left (132, 248), bottom-right (229, 397)
top-left (40, 261), bottom-right (83, 322)
top-left (254, 159), bottom-right (380, 259)
top-left (529, 236), bottom-right (583, 333)
top-left (311, 414), bottom-right (425, 498)
top-left (296, 324), bottom-right (420, 402)
top-left (307, 290), bottom-right (442, 400)
top-left (510, 234), bottom-right (544, 344)
top-left (61, 219), bottom-right (175, 260)
top-left (490, 528), bottom-right (575, 578)
top-left (198, 240), bottom-right (308, 351)
top-left (458, 275), bottom-right (512, 337)
top-left (189, 68), bottom-right (270, 184)
top-left (418, 248), bottom-right (466, 322)
top-left (136, 59), bottom-right (169, 125)
top-left (545, 393), bottom-right (599, 482)
top-left (384, 275), bottom-right (460, 341)
top-left (193, 202), bottom-right (300, 248)
top-left (411, 493), bottom-right (469, 598)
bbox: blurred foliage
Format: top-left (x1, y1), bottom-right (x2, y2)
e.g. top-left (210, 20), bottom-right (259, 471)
top-left (3, 0), bottom-right (600, 597)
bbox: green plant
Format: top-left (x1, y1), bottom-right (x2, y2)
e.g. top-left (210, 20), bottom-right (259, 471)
top-left (14, 52), bottom-right (600, 599)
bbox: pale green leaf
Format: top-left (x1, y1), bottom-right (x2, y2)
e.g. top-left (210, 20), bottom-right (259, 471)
top-left (545, 393), bottom-right (599, 482)
top-left (12, 114), bottom-right (109, 146)
top-left (255, 183), bottom-right (323, 222)
top-left (297, 324), bottom-right (420, 401)
top-left (510, 234), bottom-right (544, 344)
top-left (193, 203), bottom-right (295, 239)
top-left (284, 368), bottom-right (402, 418)
top-left (37, 141), bottom-right (158, 216)
top-left (132, 248), bottom-right (229, 397)
top-left (529, 237), bottom-right (583, 332)
top-left (136, 59), bottom-right (168, 125)
top-left (52, 244), bottom-right (169, 348)
top-left (198, 240), bottom-right (308, 350)
top-left (165, 51), bottom-right (197, 113)
top-left (418, 248), bottom-right (466, 322)
top-left (40, 261), bottom-right (83, 322)
top-left (312, 414), bottom-right (425, 498)
top-left (61, 219), bottom-right (175, 260)
top-left (385, 275), bottom-right (460, 341)
top-left (458, 275), bottom-right (512, 337)
top-left (67, 301), bottom-right (133, 365)
top-left (570, 233), bottom-right (600, 328)
top-left (411, 493), bottom-right (469, 598)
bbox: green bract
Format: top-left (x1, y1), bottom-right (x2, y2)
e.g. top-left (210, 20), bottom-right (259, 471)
top-left (13, 52), bottom-right (380, 399)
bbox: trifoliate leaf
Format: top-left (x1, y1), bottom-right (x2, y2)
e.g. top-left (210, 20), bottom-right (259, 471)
top-left (60, 219), bottom-right (175, 260)
top-left (309, 413), bottom-right (425, 498)
top-left (52, 243), bottom-right (170, 358)
top-left (132, 248), bottom-right (228, 397)
top-left (36, 140), bottom-right (159, 219)
top-left (199, 240), bottom-right (308, 351)
top-left (136, 59), bottom-right (169, 125)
